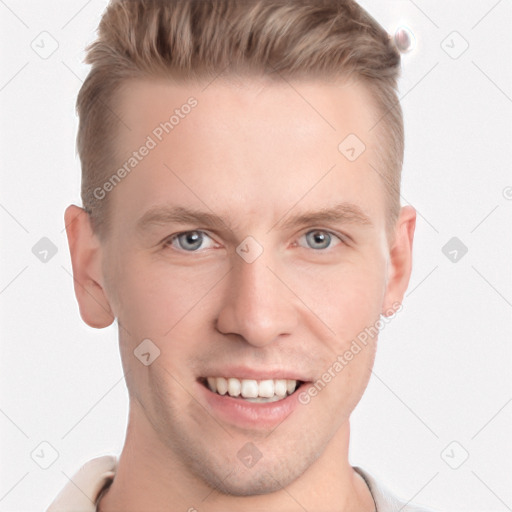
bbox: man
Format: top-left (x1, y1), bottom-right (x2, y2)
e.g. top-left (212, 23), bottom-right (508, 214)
top-left (48, 0), bottom-right (435, 510)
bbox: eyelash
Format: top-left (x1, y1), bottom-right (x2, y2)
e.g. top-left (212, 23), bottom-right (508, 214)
top-left (163, 229), bottom-right (346, 253)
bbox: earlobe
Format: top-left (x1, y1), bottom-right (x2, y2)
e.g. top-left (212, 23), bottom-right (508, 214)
top-left (64, 205), bottom-right (115, 329)
top-left (381, 205), bottom-right (417, 316)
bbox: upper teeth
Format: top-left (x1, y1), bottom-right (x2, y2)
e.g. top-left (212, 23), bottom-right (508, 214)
top-left (206, 377), bottom-right (298, 398)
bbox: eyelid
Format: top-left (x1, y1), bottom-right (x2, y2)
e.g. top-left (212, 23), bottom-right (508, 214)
top-left (298, 227), bottom-right (349, 243)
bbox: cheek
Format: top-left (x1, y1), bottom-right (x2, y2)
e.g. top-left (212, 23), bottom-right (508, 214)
top-left (292, 257), bottom-right (387, 339)
top-left (321, 350), bottom-right (375, 422)
top-left (112, 254), bottom-right (228, 338)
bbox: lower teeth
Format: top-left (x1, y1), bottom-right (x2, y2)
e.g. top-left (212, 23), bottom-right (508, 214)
top-left (241, 395), bottom-right (286, 403)
top-left (212, 392), bottom-right (294, 402)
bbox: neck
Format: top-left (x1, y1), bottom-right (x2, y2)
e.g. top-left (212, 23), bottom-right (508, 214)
top-left (98, 405), bottom-right (375, 512)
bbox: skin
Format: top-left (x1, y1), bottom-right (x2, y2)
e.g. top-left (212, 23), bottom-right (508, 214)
top-left (64, 75), bottom-right (416, 512)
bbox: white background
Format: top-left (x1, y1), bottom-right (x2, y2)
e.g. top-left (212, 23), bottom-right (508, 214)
top-left (0, 1), bottom-right (511, 510)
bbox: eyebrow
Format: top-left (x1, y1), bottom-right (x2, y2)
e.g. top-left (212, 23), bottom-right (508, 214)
top-left (136, 202), bottom-right (373, 234)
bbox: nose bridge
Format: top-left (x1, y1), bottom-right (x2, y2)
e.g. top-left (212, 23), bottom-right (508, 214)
top-left (236, 252), bottom-right (277, 311)
top-left (216, 246), bottom-right (297, 346)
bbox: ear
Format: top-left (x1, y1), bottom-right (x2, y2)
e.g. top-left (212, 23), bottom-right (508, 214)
top-left (64, 204), bottom-right (115, 328)
top-left (382, 205), bottom-right (416, 316)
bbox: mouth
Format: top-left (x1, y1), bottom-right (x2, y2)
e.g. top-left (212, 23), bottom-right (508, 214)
top-left (197, 373), bottom-right (311, 428)
top-left (198, 376), bottom-right (305, 403)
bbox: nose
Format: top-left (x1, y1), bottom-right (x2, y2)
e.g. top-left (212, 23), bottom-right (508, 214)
top-left (215, 250), bottom-right (299, 348)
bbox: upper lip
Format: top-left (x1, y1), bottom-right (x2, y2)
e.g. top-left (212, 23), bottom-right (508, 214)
top-left (199, 366), bottom-right (311, 382)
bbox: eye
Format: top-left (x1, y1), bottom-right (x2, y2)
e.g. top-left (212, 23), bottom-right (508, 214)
top-left (165, 230), bottom-right (218, 252)
top-left (297, 230), bottom-right (343, 250)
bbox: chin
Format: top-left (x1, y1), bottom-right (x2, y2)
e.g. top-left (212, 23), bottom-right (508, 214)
top-left (207, 467), bottom-right (289, 496)
top-left (193, 453), bottom-right (311, 497)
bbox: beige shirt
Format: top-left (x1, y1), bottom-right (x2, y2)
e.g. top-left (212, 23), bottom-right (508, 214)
top-left (46, 455), bottom-right (436, 512)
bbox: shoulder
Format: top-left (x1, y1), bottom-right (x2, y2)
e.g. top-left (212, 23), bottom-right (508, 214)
top-left (353, 466), bottom-right (439, 512)
top-left (46, 455), bottom-right (118, 512)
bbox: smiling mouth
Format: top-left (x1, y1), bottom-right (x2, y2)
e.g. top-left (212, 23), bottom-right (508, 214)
top-left (199, 377), bottom-right (305, 403)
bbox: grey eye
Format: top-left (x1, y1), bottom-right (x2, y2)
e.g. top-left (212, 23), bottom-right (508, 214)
top-left (173, 231), bottom-right (209, 251)
top-left (301, 230), bottom-right (340, 250)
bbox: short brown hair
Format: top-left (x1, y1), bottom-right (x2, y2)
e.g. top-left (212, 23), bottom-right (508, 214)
top-left (76, 0), bottom-right (403, 241)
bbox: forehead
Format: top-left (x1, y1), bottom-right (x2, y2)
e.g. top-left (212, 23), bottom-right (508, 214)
top-left (108, 76), bottom-right (385, 233)
top-left (116, 75), bottom-right (378, 147)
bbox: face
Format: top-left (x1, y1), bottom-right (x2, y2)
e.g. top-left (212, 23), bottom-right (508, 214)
top-left (87, 75), bottom-right (412, 495)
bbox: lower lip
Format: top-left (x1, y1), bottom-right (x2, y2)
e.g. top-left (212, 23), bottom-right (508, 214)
top-left (197, 380), bottom-right (308, 429)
